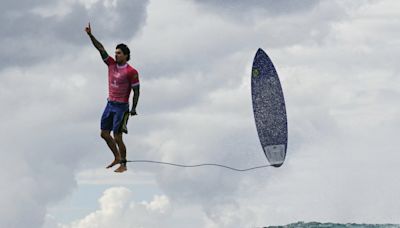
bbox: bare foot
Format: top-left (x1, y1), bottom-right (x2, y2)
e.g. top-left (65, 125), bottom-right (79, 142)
top-left (106, 159), bottom-right (120, 169)
top-left (114, 164), bottom-right (127, 173)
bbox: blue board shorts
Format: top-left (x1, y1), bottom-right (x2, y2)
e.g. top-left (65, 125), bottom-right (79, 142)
top-left (101, 100), bottom-right (130, 134)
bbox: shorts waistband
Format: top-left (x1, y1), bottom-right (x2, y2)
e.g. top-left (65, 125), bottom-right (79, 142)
top-left (107, 99), bottom-right (129, 105)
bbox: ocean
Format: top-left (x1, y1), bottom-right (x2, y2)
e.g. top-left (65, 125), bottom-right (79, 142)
top-left (265, 222), bottom-right (400, 228)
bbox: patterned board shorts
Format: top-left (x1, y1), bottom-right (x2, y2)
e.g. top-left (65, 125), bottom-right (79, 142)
top-left (100, 100), bottom-right (130, 134)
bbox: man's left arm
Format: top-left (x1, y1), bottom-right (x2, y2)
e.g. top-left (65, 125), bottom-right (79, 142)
top-left (130, 84), bottom-right (140, 115)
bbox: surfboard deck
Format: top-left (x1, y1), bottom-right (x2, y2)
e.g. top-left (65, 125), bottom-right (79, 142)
top-left (251, 48), bottom-right (288, 167)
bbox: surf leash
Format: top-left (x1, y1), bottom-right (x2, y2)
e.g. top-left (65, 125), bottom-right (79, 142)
top-left (125, 159), bottom-right (274, 172)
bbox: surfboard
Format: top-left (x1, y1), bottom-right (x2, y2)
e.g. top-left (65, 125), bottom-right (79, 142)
top-left (251, 48), bottom-right (288, 167)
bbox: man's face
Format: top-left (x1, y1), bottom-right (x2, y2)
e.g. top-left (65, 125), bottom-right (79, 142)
top-left (115, 48), bottom-right (127, 63)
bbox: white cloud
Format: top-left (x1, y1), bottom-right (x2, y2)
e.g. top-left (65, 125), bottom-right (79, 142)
top-left (76, 168), bottom-right (157, 186)
top-left (58, 187), bottom-right (172, 228)
top-left (130, 0), bottom-right (400, 226)
top-left (2, 0), bottom-right (400, 227)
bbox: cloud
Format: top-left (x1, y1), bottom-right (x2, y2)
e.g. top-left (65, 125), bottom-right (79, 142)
top-left (191, 0), bottom-right (321, 17)
top-left (0, 0), bottom-right (149, 69)
top-left (53, 186), bottom-right (259, 228)
top-left (0, 49), bottom-right (125, 227)
top-left (129, 0), bottom-right (400, 226)
top-left (2, 0), bottom-right (400, 227)
top-left (0, 1), bottom-right (150, 224)
top-left (58, 187), bottom-right (172, 228)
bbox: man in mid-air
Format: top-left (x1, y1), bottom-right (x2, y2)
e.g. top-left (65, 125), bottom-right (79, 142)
top-left (85, 22), bottom-right (140, 173)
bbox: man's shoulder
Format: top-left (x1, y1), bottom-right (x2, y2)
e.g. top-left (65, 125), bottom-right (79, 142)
top-left (127, 64), bottom-right (139, 75)
top-left (104, 56), bottom-right (116, 66)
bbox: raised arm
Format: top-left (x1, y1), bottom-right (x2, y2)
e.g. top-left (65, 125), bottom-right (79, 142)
top-left (85, 22), bottom-right (108, 59)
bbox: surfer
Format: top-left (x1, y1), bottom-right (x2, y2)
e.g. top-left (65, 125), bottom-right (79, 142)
top-left (85, 22), bottom-right (140, 173)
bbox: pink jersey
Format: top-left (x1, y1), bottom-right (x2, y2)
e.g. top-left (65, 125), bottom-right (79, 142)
top-left (104, 56), bottom-right (139, 103)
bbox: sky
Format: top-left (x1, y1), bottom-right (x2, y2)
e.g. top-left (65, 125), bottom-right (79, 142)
top-left (1, 0), bottom-right (400, 227)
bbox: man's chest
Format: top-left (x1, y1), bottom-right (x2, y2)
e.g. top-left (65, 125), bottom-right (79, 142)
top-left (109, 68), bottom-right (130, 86)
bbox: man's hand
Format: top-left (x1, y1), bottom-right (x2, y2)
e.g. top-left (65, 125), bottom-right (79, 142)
top-left (85, 22), bottom-right (92, 35)
top-left (130, 109), bottom-right (137, 116)
top-left (85, 22), bottom-right (106, 52)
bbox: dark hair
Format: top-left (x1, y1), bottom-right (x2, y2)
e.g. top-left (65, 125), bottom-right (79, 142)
top-left (116, 43), bottom-right (130, 61)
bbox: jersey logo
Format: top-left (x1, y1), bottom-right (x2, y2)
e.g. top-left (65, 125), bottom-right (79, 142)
top-left (111, 79), bottom-right (119, 88)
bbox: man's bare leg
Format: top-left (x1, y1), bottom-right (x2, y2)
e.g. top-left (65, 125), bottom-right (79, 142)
top-left (113, 132), bottom-right (127, 173)
top-left (101, 130), bottom-right (121, 168)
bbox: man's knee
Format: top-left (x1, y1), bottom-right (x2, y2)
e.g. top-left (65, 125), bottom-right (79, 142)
top-left (101, 130), bottom-right (112, 140)
top-left (113, 133), bottom-right (123, 145)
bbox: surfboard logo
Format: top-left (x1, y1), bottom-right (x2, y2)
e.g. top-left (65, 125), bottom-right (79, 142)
top-left (252, 68), bottom-right (260, 78)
